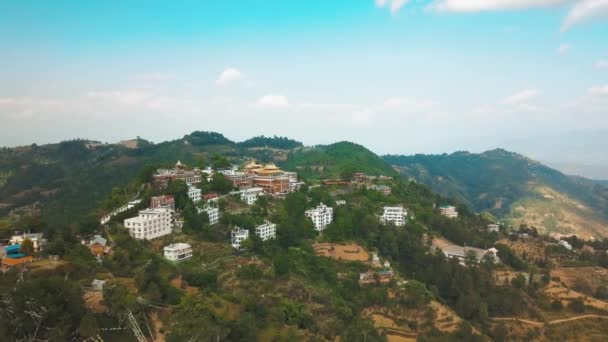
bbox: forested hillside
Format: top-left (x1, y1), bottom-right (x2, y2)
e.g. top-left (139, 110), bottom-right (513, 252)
top-left (0, 132), bottom-right (303, 232)
top-left (282, 142), bottom-right (398, 180)
top-left (384, 149), bottom-right (608, 238)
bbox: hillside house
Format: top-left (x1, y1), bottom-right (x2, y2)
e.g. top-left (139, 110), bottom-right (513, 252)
top-left (305, 203), bottom-right (334, 231)
top-left (187, 184), bottom-right (202, 203)
top-left (440, 205), bottom-right (459, 219)
top-left (164, 243), bottom-right (193, 261)
top-left (124, 207), bottom-right (174, 240)
top-left (432, 238), bottom-right (499, 266)
top-left (231, 228), bottom-right (249, 250)
top-left (240, 187), bottom-right (264, 205)
top-left (150, 195), bottom-right (175, 210)
top-left (255, 221), bottom-right (277, 241)
top-left (199, 205), bottom-right (220, 225)
top-left (487, 224), bottom-right (500, 233)
top-left (153, 161), bottom-right (202, 187)
top-left (380, 206), bottom-right (407, 227)
top-left (10, 233), bottom-right (46, 252)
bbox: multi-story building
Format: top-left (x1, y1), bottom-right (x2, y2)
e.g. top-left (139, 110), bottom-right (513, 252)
top-left (305, 203), bottom-right (334, 231)
top-left (124, 207), bottom-right (174, 240)
top-left (487, 224), bottom-right (500, 233)
top-left (163, 243), bottom-right (193, 261)
top-left (240, 187), bottom-right (264, 205)
top-left (9, 233), bottom-right (46, 252)
top-left (231, 228), bottom-right (249, 250)
top-left (153, 161), bottom-right (203, 187)
top-left (150, 195), bottom-right (175, 210)
top-left (380, 206), bottom-right (407, 227)
top-left (242, 162), bottom-right (299, 196)
top-left (371, 185), bottom-right (392, 196)
top-left (188, 184), bottom-right (202, 203)
top-left (255, 221), bottom-right (277, 241)
top-left (352, 173), bottom-right (368, 183)
top-left (199, 205), bottom-right (220, 225)
top-left (440, 205), bottom-right (459, 219)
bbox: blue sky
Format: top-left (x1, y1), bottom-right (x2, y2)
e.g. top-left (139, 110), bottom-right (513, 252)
top-left (1, 0), bottom-right (608, 177)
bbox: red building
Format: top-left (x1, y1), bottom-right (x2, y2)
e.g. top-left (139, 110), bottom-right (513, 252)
top-left (150, 195), bottom-right (175, 210)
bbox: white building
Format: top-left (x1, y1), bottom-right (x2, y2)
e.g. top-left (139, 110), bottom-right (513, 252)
top-left (336, 200), bottom-right (347, 206)
top-left (198, 205), bottom-right (220, 225)
top-left (255, 221), bottom-right (277, 241)
top-left (380, 206), bottom-right (407, 227)
top-left (240, 187), bottom-right (264, 205)
top-left (10, 233), bottom-right (46, 252)
top-left (559, 240), bottom-right (573, 251)
top-left (231, 228), bottom-right (250, 250)
top-left (305, 203), bottom-right (334, 231)
top-left (440, 205), bottom-right (459, 219)
top-left (487, 224), bottom-right (500, 233)
top-left (163, 243), bottom-right (193, 261)
top-left (188, 184), bottom-right (202, 203)
top-left (124, 207), bottom-right (174, 240)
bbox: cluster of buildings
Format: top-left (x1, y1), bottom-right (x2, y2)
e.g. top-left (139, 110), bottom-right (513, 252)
top-left (0, 233), bottom-right (46, 270)
top-left (231, 221), bottom-right (277, 250)
top-left (305, 203), bottom-right (334, 231)
top-left (153, 161), bottom-right (203, 187)
top-left (380, 206), bottom-right (408, 227)
top-left (222, 162), bottom-right (302, 196)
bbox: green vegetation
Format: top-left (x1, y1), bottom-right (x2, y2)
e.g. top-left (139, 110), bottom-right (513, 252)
top-left (283, 141), bottom-right (398, 180)
top-left (384, 149), bottom-right (608, 236)
top-left (2, 132), bottom-right (608, 341)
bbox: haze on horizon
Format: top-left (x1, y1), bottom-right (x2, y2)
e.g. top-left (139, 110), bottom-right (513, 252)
top-left (1, 1), bottom-right (607, 179)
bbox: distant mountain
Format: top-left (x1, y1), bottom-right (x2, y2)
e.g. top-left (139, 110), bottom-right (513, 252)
top-left (384, 149), bottom-right (608, 238)
top-left (282, 141), bottom-right (398, 180)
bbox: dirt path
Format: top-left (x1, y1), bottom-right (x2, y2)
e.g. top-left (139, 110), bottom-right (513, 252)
top-left (490, 315), bottom-right (608, 326)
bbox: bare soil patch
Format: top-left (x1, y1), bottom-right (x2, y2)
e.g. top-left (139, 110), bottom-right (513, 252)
top-left (313, 243), bottom-right (369, 262)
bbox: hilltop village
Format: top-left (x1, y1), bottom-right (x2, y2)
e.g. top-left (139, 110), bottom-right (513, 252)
top-left (2, 147), bottom-right (608, 341)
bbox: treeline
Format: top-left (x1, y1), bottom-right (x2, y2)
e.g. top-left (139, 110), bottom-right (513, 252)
top-left (237, 135), bottom-right (303, 149)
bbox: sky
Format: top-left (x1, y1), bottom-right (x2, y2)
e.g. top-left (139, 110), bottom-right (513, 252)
top-left (1, 0), bottom-right (608, 178)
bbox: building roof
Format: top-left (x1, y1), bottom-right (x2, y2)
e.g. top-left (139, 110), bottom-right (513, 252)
top-left (91, 235), bottom-right (107, 246)
top-left (2, 256), bottom-right (33, 266)
top-left (5, 244), bottom-right (20, 254)
top-left (164, 243), bottom-right (191, 252)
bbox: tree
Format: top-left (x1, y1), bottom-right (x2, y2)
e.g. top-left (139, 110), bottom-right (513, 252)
top-left (20, 238), bottom-right (35, 256)
top-left (569, 298), bottom-right (585, 313)
top-left (79, 312), bottom-right (98, 338)
top-left (209, 173), bottom-right (234, 194)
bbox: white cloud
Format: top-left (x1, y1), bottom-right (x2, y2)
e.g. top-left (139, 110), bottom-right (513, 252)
top-left (563, 0), bottom-right (608, 30)
top-left (216, 67), bottom-right (243, 85)
top-left (375, 0), bottom-right (410, 14)
top-left (87, 90), bottom-right (152, 105)
top-left (588, 84), bottom-right (608, 96)
top-left (557, 43), bottom-right (570, 54)
top-left (428, 0), bottom-right (569, 12)
top-left (258, 94), bottom-right (289, 106)
top-left (596, 60), bottom-right (608, 69)
top-left (503, 89), bottom-right (541, 105)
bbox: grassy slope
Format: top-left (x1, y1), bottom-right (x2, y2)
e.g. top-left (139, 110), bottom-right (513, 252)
top-left (384, 149), bottom-right (608, 237)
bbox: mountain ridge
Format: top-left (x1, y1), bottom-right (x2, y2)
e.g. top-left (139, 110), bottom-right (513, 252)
top-left (384, 149), bottom-right (608, 238)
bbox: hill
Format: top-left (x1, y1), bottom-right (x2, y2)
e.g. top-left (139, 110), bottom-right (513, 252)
top-left (0, 134), bottom-right (392, 232)
top-left (384, 149), bottom-right (608, 238)
top-left (281, 141), bottom-right (398, 180)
